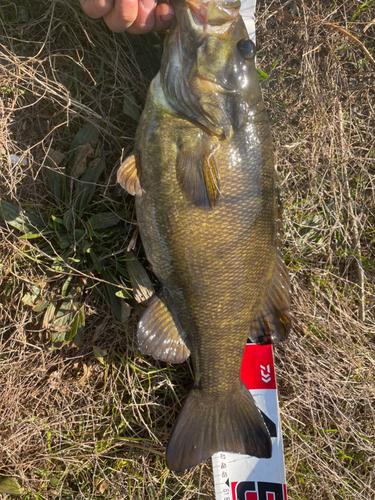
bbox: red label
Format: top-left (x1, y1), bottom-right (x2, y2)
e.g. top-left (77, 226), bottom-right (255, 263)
top-left (283, 484), bottom-right (288, 499)
top-left (267, 493), bottom-right (275, 500)
top-left (240, 344), bottom-right (276, 390)
top-left (231, 481), bottom-right (238, 499)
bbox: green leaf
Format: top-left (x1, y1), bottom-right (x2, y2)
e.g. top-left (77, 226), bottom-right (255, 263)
top-left (123, 86), bottom-right (141, 122)
top-left (22, 286), bottom-right (41, 306)
top-left (19, 232), bottom-right (47, 240)
top-left (43, 301), bottom-right (57, 329)
top-left (50, 288), bottom-right (83, 347)
top-left (69, 122), bottom-right (100, 152)
top-left (33, 298), bottom-right (50, 312)
top-left (51, 215), bottom-right (64, 224)
top-left (73, 228), bottom-right (86, 241)
top-left (62, 209), bottom-right (74, 232)
top-left (103, 270), bottom-right (124, 322)
top-left (89, 249), bottom-right (102, 273)
top-left (49, 476), bottom-right (61, 488)
top-left (22, 293), bottom-right (34, 306)
top-left (73, 155), bottom-right (106, 213)
top-left (88, 211), bottom-right (127, 231)
top-left (0, 201), bottom-right (45, 235)
top-left (73, 327), bottom-right (84, 348)
top-left (65, 304), bottom-right (85, 343)
top-left (0, 476), bottom-right (24, 495)
top-left (44, 149), bottom-right (66, 204)
top-left (257, 68), bottom-right (269, 83)
top-left (63, 122), bottom-right (100, 184)
top-left (62, 275), bottom-right (73, 297)
top-left (126, 251), bottom-right (154, 303)
top-left (67, 257), bottom-right (81, 263)
top-left (56, 232), bottom-right (72, 249)
top-left (115, 289), bottom-right (132, 300)
top-left (93, 345), bottom-right (107, 364)
top-left (54, 293), bottom-right (74, 328)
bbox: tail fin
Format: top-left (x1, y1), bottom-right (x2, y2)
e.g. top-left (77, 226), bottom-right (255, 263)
top-left (166, 383), bottom-right (272, 471)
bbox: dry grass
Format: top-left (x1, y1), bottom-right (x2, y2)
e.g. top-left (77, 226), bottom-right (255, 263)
top-left (0, 0), bottom-right (374, 498)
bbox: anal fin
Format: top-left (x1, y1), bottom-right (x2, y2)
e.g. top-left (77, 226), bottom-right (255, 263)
top-left (137, 291), bottom-right (190, 364)
top-left (117, 152), bottom-right (143, 196)
top-left (249, 250), bottom-right (292, 344)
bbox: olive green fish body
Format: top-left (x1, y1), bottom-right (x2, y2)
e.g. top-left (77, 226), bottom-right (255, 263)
top-left (117, 0), bottom-right (291, 471)
top-left (136, 82), bottom-right (276, 389)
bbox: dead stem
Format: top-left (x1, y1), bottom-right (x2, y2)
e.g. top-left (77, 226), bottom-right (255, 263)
top-left (270, 6), bottom-right (375, 68)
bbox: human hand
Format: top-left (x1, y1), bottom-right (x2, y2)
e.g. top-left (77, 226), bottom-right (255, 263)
top-left (78, 0), bottom-right (174, 34)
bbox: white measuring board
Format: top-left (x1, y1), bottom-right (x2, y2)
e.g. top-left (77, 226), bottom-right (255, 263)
top-left (240, 0), bottom-right (256, 41)
top-left (212, 344), bottom-right (287, 500)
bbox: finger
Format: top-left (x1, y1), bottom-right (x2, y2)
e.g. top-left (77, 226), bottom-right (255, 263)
top-left (103, 0), bottom-right (139, 32)
top-left (154, 2), bottom-right (174, 31)
top-left (126, 0), bottom-right (157, 34)
top-left (78, 0), bottom-right (114, 19)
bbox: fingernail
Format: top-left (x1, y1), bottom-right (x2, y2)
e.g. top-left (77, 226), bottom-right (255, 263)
top-left (161, 14), bottom-right (173, 22)
top-left (140, 0), bottom-right (156, 10)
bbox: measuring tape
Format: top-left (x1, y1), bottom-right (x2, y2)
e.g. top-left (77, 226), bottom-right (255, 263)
top-left (212, 344), bottom-right (287, 500)
top-left (240, 0), bottom-right (257, 41)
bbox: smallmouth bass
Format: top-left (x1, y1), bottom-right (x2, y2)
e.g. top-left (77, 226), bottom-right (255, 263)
top-left (118, 0), bottom-right (291, 471)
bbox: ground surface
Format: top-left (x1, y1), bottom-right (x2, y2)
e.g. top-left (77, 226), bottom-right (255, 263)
top-left (0, 0), bottom-right (374, 498)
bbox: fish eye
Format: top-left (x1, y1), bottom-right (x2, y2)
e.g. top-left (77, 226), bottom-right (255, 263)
top-left (237, 39), bottom-right (256, 60)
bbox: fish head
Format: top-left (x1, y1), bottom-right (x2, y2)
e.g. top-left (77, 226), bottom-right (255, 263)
top-left (161, 0), bottom-right (262, 140)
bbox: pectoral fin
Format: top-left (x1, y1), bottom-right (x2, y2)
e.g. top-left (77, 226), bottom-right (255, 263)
top-left (137, 291), bottom-right (190, 364)
top-left (176, 134), bottom-right (220, 209)
top-left (117, 153), bottom-right (143, 196)
top-left (249, 250), bottom-right (292, 344)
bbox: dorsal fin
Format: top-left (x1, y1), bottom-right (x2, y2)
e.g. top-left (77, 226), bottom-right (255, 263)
top-left (117, 153), bottom-right (143, 196)
top-left (176, 134), bottom-right (220, 209)
top-left (249, 175), bottom-right (292, 344)
top-left (248, 249), bottom-right (292, 344)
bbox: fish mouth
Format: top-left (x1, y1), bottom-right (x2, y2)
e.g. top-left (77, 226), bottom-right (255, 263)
top-left (197, 73), bottom-right (238, 93)
top-left (185, 0), bottom-right (240, 31)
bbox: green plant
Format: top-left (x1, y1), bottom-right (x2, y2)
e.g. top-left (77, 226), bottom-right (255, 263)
top-left (0, 123), bottom-right (152, 347)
